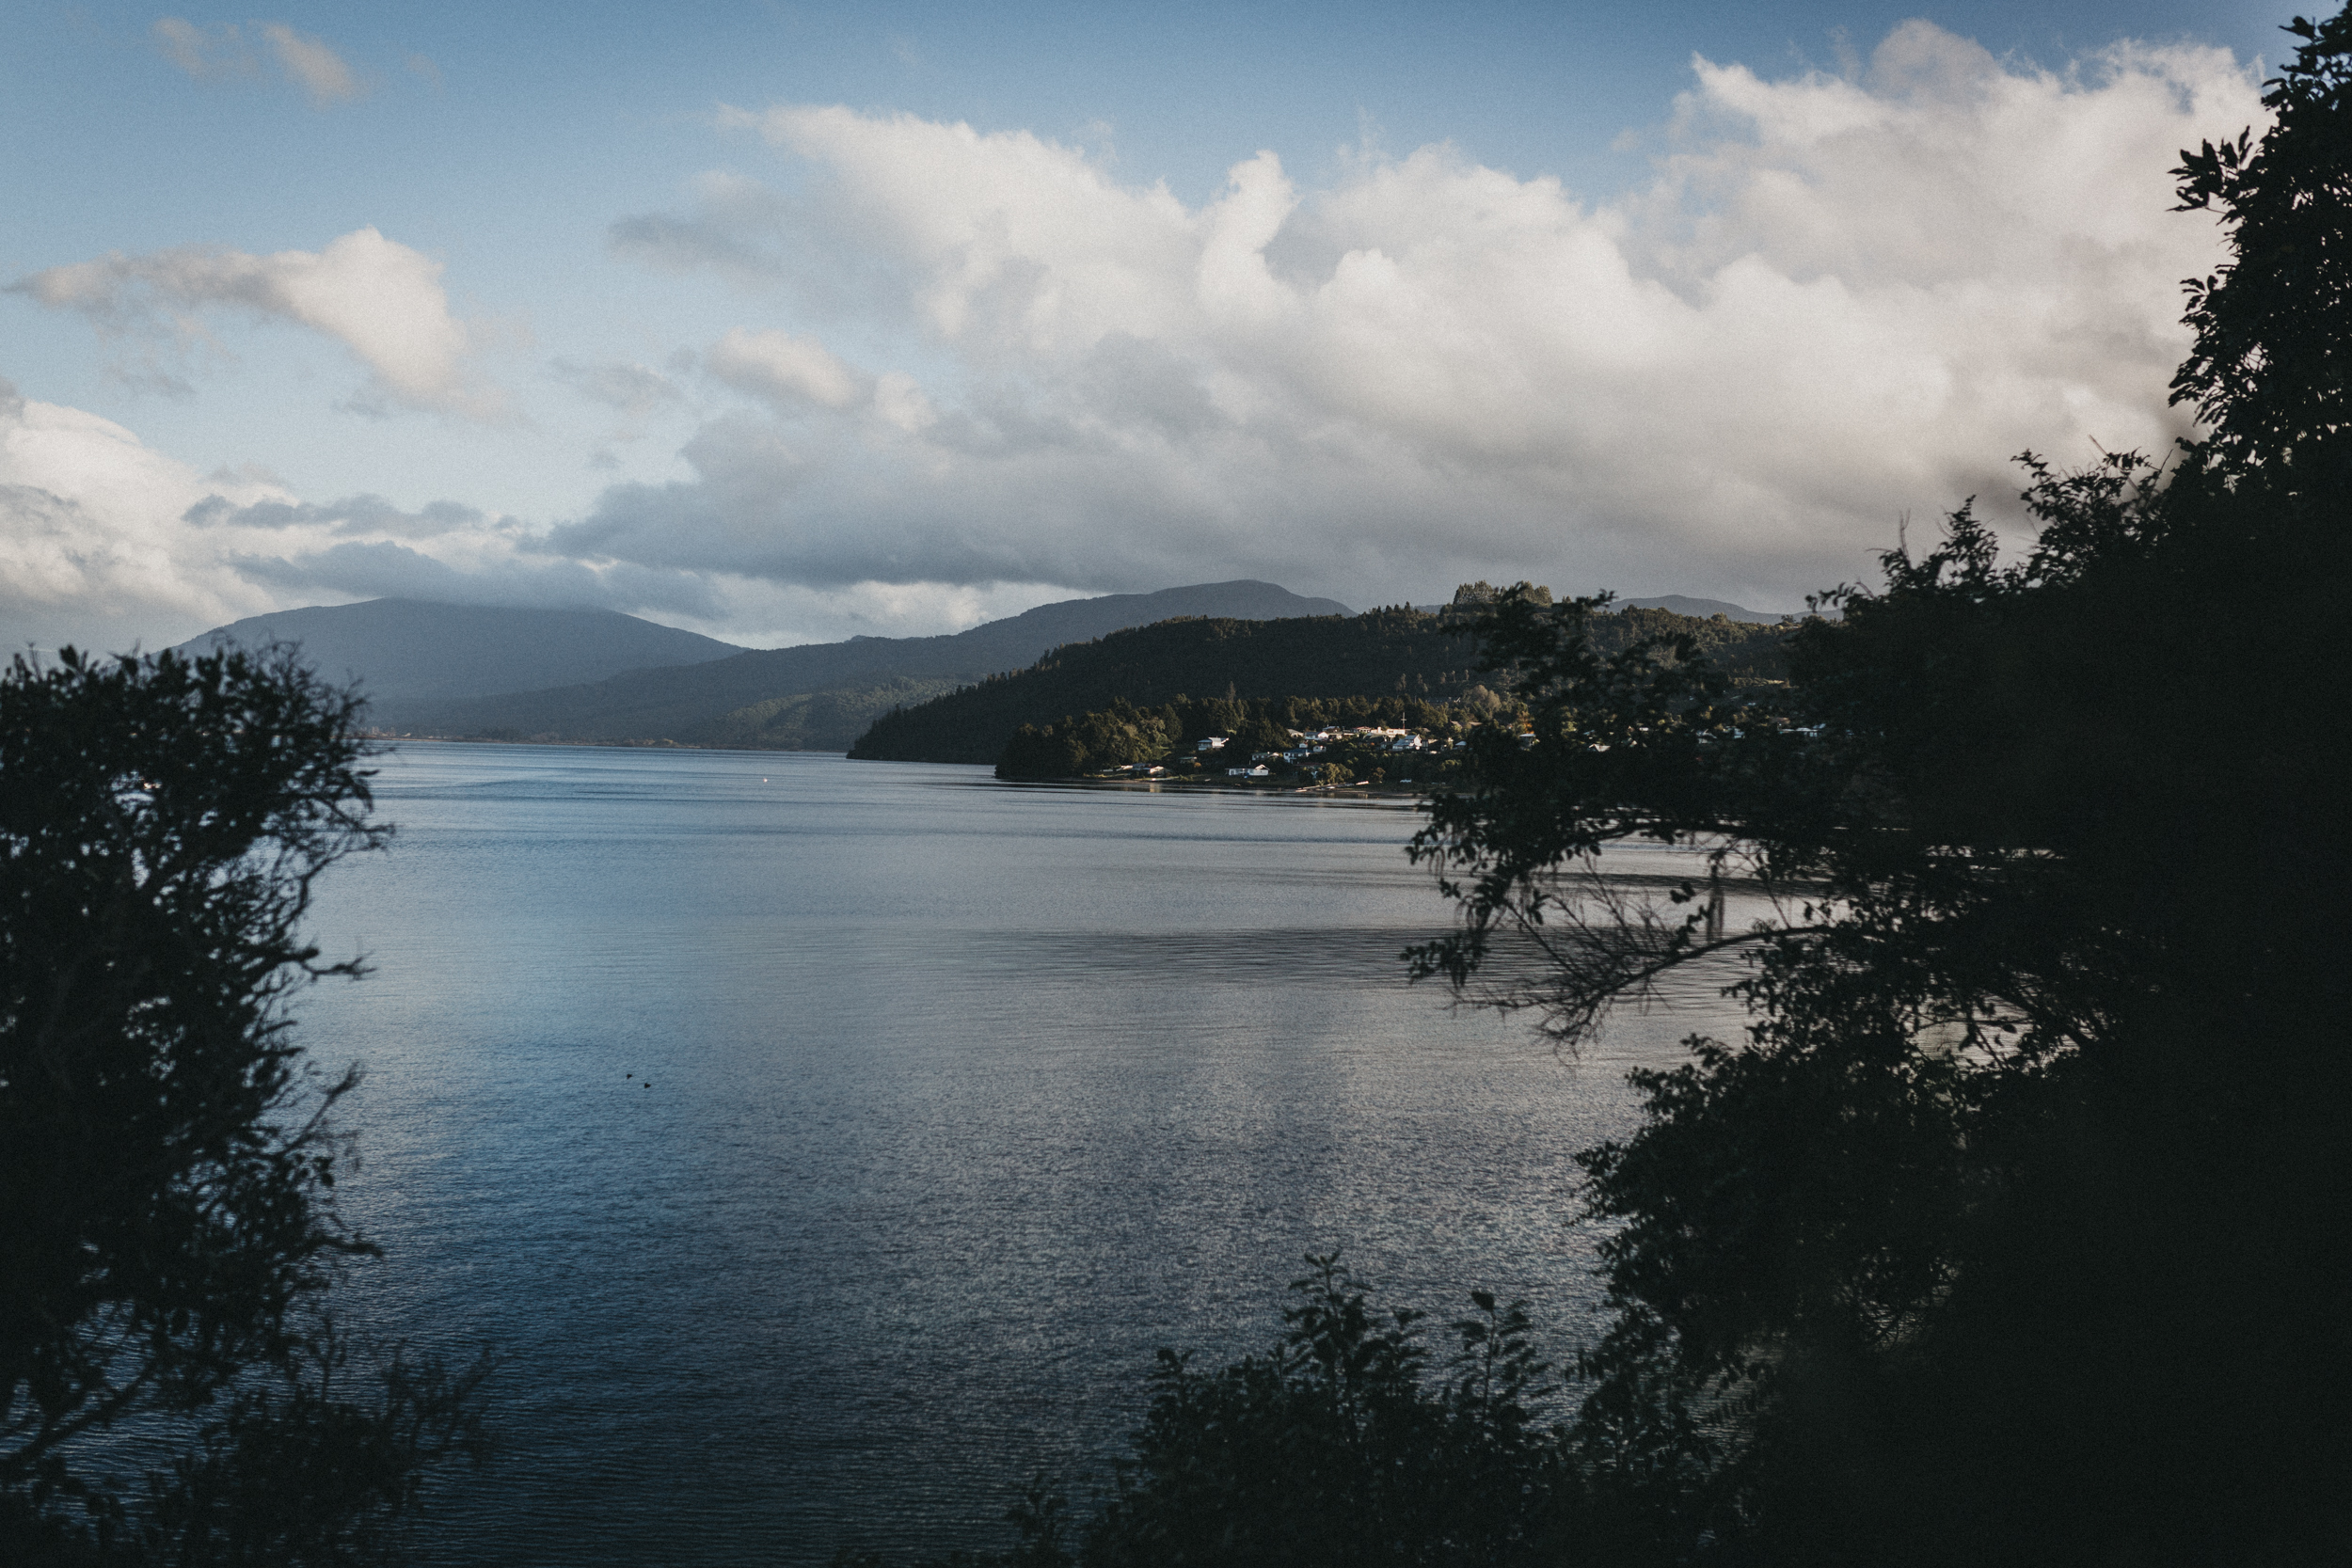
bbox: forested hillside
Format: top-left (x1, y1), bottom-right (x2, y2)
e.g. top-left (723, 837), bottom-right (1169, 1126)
top-left (849, 601), bottom-right (1795, 764)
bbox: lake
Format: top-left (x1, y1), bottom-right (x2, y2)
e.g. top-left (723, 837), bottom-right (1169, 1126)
top-left (301, 743), bottom-right (1739, 1564)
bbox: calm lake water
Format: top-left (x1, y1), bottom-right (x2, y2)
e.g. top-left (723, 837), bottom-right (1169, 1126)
top-left (300, 743), bottom-right (1738, 1564)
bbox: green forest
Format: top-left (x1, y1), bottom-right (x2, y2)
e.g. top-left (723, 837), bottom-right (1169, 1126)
top-left (850, 603), bottom-right (1795, 768)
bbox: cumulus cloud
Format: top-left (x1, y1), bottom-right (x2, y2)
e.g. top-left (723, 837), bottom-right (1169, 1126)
top-left (594, 22), bottom-right (2261, 608)
top-left (9, 228), bottom-right (502, 418)
top-left (13, 18), bottom-right (2274, 654)
top-left (1, 382), bottom-right (290, 651)
top-left (0, 387), bottom-right (703, 647)
top-left (0, 382), bottom-right (1084, 655)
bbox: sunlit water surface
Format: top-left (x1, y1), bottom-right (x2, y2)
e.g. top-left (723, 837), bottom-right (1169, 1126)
top-left (301, 744), bottom-right (1746, 1564)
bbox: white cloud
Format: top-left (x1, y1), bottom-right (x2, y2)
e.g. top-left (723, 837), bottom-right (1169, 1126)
top-left (10, 228), bottom-right (502, 419)
top-left (596, 23), bottom-right (2260, 609)
top-left (0, 385), bottom-right (706, 649)
top-left (0, 381), bottom-right (1086, 655)
top-left (11, 19), bottom-right (2275, 655)
top-left (261, 24), bottom-right (363, 107)
top-left (0, 380), bottom-right (290, 652)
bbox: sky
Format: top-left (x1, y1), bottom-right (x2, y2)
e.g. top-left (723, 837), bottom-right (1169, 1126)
top-left (0, 1), bottom-right (2300, 651)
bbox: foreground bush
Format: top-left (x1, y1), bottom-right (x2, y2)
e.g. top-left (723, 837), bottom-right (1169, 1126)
top-left (844, 1259), bottom-right (1707, 1568)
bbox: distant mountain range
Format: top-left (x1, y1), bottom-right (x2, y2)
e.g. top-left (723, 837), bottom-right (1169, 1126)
top-left (1617, 594), bottom-right (1814, 621)
top-left (178, 581), bottom-right (1806, 756)
top-left (178, 580), bottom-right (1353, 751)
top-left (175, 599), bottom-right (746, 706)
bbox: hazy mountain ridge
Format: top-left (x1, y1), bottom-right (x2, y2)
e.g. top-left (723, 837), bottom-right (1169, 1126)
top-left (172, 584), bottom-right (1788, 758)
top-left (1617, 594), bottom-right (1820, 621)
top-left (173, 600), bottom-right (747, 710)
top-left (394, 580), bottom-right (1352, 749)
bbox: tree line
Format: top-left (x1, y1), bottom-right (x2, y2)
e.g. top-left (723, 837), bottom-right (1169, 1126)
top-left (852, 605), bottom-right (1796, 767)
top-left (993, 692), bottom-right (1490, 781)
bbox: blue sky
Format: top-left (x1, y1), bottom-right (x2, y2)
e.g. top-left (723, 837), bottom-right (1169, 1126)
top-left (0, 2), bottom-right (2300, 648)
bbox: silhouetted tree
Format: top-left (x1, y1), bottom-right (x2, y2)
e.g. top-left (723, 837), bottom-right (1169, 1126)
top-left (1406, 17), bottom-right (2352, 1561)
top-left (2171, 8), bottom-right (2352, 483)
top-left (1, 645), bottom-right (489, 1563)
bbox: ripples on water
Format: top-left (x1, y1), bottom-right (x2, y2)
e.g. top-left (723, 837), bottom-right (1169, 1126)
top-left (298, 746), bottom-right (1751, 1564)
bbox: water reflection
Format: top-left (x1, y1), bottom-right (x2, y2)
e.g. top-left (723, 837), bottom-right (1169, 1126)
top-left (299, 746), bottom-right (1745, 1564)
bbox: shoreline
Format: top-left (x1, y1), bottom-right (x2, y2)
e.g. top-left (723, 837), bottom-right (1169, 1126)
top-left (372, 736), bottom-right (1432, 798)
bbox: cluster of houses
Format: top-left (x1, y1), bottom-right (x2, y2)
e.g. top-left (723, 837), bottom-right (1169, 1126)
top-left (1091, 725), bottom-right (1459, 784)
top-left (1196, 725), bottom-right (1444, 780)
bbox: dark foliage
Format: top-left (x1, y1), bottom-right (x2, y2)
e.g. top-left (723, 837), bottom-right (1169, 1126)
top-left (1085, 1259), bottom-right (1582, 1568)
top-left (1402, 20), bottom-right (2352, 1561)
top-left (996, 699), bottom-right (1182, 780)
top-left (2171, 8), bottom-right (2352, 482)
top-left (1, 646), bottom-right (490, 1563)
top-left (844, 1260), bottom-right (1677, 1568)
top-left (856, 606), bottom-right (1793, 767)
